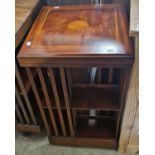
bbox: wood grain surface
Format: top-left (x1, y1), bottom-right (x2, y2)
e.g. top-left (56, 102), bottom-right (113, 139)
top-left (17, 4), bottom-right (134, 67)
top-left (15, 0), bottom-right (40, 48)
top-left (16, 3), bottom-right (134, 149)
top-left (118, 0), bottom-right (139, 153)
top-left (118, 35), bottom-right (139, 153)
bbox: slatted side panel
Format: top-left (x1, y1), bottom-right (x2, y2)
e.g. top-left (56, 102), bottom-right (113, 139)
top-left (15, 63), bottom-right (41, 133)
top-left (48, 68), bottom-right (67, 136)
top-left (24, 67), bottom-right (75, 137)
top-left (16, 64), bottom-right (37, 125)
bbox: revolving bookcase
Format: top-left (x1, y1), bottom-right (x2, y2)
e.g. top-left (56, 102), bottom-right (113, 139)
top-left (17, 4), bottom-right (134, 149)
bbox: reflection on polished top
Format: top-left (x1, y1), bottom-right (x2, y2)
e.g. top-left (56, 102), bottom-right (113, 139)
top-left (18, 4), bottom-right (133, 66)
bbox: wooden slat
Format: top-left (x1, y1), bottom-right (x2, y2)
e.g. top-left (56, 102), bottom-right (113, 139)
top-left (48, 68), bottom-right (67, 136)
top-left (66, 69), bottom-right (72, 99)
top-left (72, 109), bottom-right (77, 129)
top-left (15, 86), bottom-right (31, 124)
top-left (37, 68), bottom-right (59, 136)
top-left (15, 104), bottom-right (24, 124)
top-left (97, 68), bottom-right (102, 83)
top-left (60, 68), bottom-right (74, 137)
top-left (26, 68), bottom-right (51, 137)
top-left (108, 68), bottom-right (113, 84)
top-left (15, 114), bottom-right (18, 124)
top-left (16, 63), bottom-right (37, 125)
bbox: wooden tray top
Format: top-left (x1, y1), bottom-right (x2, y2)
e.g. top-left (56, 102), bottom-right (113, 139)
top-left (18, 4), bottom-right (134, 67)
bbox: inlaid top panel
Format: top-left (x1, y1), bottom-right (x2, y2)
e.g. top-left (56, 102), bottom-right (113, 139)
top-left (34, 8), bottom-right (115, 46)
top-left (18, 4), bottom-right (133, 67)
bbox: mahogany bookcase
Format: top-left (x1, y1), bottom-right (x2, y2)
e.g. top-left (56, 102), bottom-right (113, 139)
top-left (17, 4), bottom-right (134, 149)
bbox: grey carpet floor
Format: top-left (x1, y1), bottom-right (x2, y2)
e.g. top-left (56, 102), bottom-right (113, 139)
top-left (15, 132), bottom-right (138, 155)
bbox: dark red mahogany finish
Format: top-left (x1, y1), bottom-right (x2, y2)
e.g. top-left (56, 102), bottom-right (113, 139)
top-left (18, 4), bottom-right (133, 67)
top-left (18, 4), bottom-right (134, 149)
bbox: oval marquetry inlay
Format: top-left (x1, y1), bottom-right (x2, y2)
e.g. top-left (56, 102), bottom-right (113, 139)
top-left (68, 20), bottom-right (89, 31)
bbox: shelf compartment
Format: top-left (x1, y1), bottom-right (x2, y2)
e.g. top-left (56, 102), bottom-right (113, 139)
top-left (71, 86), bottom-right (120, 111)
top-left (75, 116), bottom-right (116, 139)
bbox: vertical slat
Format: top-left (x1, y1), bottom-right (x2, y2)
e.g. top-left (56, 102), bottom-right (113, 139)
top-left (66, 68), bottom-right (72, 99)
top-left (60, 68), bottom-right (74, 137)
top-left (15, 63), bottom-right (37, 125)
top-left (63, 69), bottom-right (76, 132)
top-left (108, 68), bottom-right (113, 84)
top-left (26, 68), bottom-right (51, 137)
top-left (97, 68), bottom-right (102, 83)
top-left (15, 104), bottom-right (24, 124)
top-left (37, 68), bottom-right (59, 136)
top-left (48, 68), bottom-right (67, 136)
top-left (15, 86), bottom-right (31, 124)
top-left (72, 109), bottom-right (76, 128)
top-left (15, 115), bottom-right (18, 124)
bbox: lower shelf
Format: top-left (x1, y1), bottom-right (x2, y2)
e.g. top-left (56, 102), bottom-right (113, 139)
top-left (44, 108), bottom-right (118, 148)
top-left (75, 117), bottom-right (116, 139)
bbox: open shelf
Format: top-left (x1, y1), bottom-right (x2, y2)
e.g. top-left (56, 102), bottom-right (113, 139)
top-left (71, 86), bottom-right (120, 111)
top-left (75, 116), bottom-right (116, 139)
